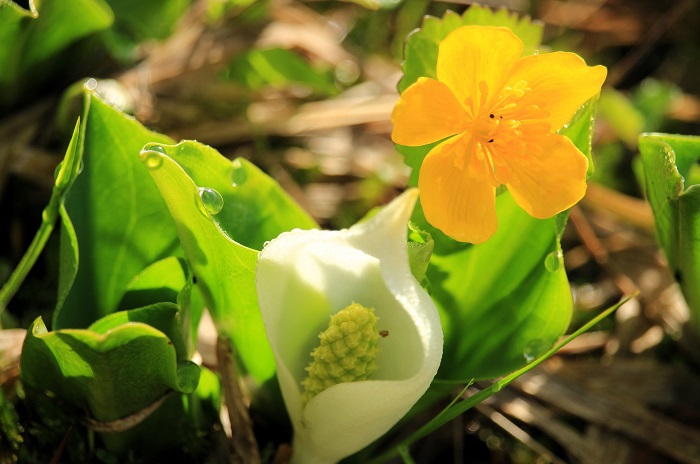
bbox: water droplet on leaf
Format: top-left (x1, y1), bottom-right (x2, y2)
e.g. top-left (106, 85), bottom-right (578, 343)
top-left (139, 150), bottom-right (163, 170)
top-left (544, 251), bottom-right (563, 272)
top-left (231, 159), bottom-right (248, 187)
top-left (523, 339), bottom-right (547, 363)
top-left (144, 144), bottom-right (167, 154)
top-left (198, 187), bottom-right (224, 215)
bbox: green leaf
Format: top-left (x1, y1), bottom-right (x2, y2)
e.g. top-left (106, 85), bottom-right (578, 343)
top-left (632, 78), bottom-right (679, 132)
top-left (559, 97), bottom-right (599, 179)
top-left (407, 222), bottom-right (433, 284)
top-left (430, 192), bottom-right (571, 380)
top-left (225, 48), bottom-right (337, 96)
top-left (398, 6), bottom-right (543, 93)
top-left (23, 0), bottom-right (113, 67)
top-left (55, 89), bottom-right (178, 329)
top-left (118, 256), bottom-right (189, 310)
top-left (639, 133), bottom-right (700, 333)
top-left (145, 140), bottom-right (318, 251)
top-left (91, 257), bottom-right (195, 360)
top-left (20, 316), bottom-right (200, 422)
top-left (345, 0), bottom-right (403, 9)
top-left (0, 1), bottom-right (36, 86)
top-left (1, 113), bottom-right (84, 320)
top-left (598, 89), bottom-right (644, 148)
top-left (99, 0), bottom-right (189, 60)
top-left (138, 143), bottom-right (278, 383)
top-left (0, 0), bottom-right (113, 107)
top-left (103, 0), bottom-right (188, 41)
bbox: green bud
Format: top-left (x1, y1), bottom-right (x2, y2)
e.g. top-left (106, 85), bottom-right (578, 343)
top-left (301, 302), bottom-right (380, 404)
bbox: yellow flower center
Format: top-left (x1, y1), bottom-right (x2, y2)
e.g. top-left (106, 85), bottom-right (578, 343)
top-left (456, 80), bottom-right (552, 187)
top-left (301, 303), bottom-right (381, 404)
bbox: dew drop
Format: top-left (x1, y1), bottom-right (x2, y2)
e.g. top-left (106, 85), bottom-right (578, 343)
top-left (139, 150), bottom-right (163, 170)
top-left (85, 78), bottom-right (98, 90)
top-left (230, 159), bottom-right (248, 187)
top-left (262, 240), bottom-right (271, 248)
top-left (198, 187), bottom-right (224, 215)
top-left (544, 251), bottom-right (563, 272)
top-left (533, 49), bottom-right (539, 55)
top-left (144, 144), bottom-right (167, 154)
top-left (523, 339), bottom-right (547, 363)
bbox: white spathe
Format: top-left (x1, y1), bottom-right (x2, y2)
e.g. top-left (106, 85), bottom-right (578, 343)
top-left (256, 189), bottom-right (443, 464)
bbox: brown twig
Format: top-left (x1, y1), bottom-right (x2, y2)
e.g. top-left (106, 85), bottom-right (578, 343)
top-left (606, 0), bottom-right (695, 88)
top-left (582, 183), bottom-right (654, 232)
top-left (474, 399), bottom-right (568, 464)
top-left (569, 205), bottom-right (639, 297)
top-left (83, 392), bottom-right (174, 433)
top-left (216, 336), bottom-right (261, 464)
top-left (49, 424), bottom-right (73, 464)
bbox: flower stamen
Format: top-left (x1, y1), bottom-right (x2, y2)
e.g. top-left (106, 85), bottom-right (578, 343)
top-left (301, 302), bottom-right (381, 405)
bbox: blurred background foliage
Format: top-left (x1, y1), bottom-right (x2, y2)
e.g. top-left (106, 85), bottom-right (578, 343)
top-left (2, 0), bottom-right (700, 463)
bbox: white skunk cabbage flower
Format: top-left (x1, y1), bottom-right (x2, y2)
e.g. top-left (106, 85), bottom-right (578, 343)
top-left (256, 189), bottom-right (443, 464)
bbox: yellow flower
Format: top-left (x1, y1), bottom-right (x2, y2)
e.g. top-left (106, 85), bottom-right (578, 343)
top-left (392, 25), bottom-right (607, 243)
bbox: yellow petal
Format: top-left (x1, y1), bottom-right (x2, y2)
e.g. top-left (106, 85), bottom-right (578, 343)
top-left (507, 52), bottom-right (607, 131)
top-left (391, 77), bottom-right (466, 146)
top-left (437, 26), bottom-right (523, 114)
top-left (506, 133), bottom-right (588, 219)
top-left (419, 136), bottom-right (497, 243)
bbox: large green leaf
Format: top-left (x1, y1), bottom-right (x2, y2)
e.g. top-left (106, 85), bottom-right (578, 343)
top-left (598, 88), bottom-right (644, 148)
top-left (54, 89), bottom-right (178, 329)
top-left (21, 316), bottom-right (200, 422)
top-left (117, 255), bottom-right (204, 354)
top-left (99, 0), bottom-right (189, 60)
top-left (103, 0), bottom-right (188, 41)
top-left (149, 140), bottom-right (318, 251)
top-left (0, 0), bottom-right (113, 107)
top-left (118, 256), bottom-right (188, 310)
top-left (22, 247), bottom-right (205, 458)
top-left (225, 48), bottom-right (337, 96)
top-left (23, 0), bottom-right (113, 67)
top-left (430, 193), bottom-right (571, 380)
top-left (0, 1), bottom-right (35, 86)
top-left (639, 133), bottom-right (700, 333)
top-left (398, 5), bottom-right (543, 93)
top-left (91, 256), bottom-right (195, 359)
top-left (139, 143), bottom-right (277, 383)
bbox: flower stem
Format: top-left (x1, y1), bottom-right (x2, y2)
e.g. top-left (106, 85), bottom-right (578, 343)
top-left (368, 292), bottom-right (638, 464)
top-left (0, 116), bottom-right (85, 329)
top-left (0, 203), bottom-right (58, 328)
